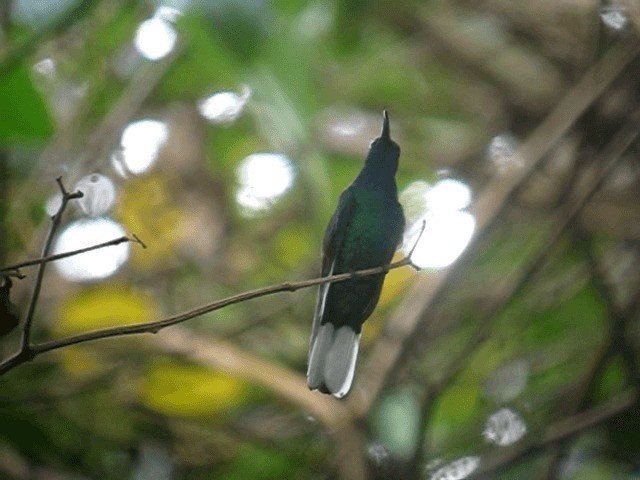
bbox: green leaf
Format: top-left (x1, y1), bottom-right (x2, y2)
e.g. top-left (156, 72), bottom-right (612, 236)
top-left (0, 65), bottom-right (54, 143)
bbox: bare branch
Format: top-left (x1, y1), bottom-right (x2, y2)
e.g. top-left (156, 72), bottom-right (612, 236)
top-left (21, 178), bottom-right (83, 351)
top-left (0, 256), bottom-right (418, 376)
top-left (0, 235), bottom-right (142, 273)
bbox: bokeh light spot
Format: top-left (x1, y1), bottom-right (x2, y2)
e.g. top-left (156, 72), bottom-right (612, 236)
top-left (429, 456), bottom-right (480, 480)
top-left (483, 408), bottom-right (527, 446)
top-left (74, 173), bottom-right (116, 217)
top-left (406, 211), bottom-right (476, 269)
top-left (487, 133), bottom-right (523, 172)
top-left (33, 57), bottom-right (56, 76)
top-left (53, 218), bottom-right (129, 282)
top-left (198, 85), bottom-right (251, 125)
top-left (236, 153), bottom-right (295, 215)
top-left (600, 5), bottom-right (627, 31)
top-left (425, 178), bottom-right (472, 212)
top-left (401, 179), bottom-right (475, 269)
top-left (114, 119), bottom-right (168, 176)
top-left (367, 441), bottom-right (391, 466)
top-left (134, 16), bottom-right (177, 61)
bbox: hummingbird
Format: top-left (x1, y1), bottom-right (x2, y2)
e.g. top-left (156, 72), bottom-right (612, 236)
top-left (307, 110), bottom-right (405, 398)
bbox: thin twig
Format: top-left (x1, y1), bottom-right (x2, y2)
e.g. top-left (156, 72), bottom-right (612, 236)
top-left (131, 233), bottom-right (147, 249)
top-left (21, 178), bottom-right (83, 352)
top-left (407, 219), bottom-right (427, 259)
top-left (0, 256), bottom-right (419, 376)
top-left (0, 235), bottom-right (143, 273)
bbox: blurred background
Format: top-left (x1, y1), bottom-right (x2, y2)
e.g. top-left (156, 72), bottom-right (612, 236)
top-left (1, 0), bottom-right (640, 479)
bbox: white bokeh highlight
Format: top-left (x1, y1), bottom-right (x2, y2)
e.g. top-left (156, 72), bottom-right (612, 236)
top-left (33, 57), bottom-right (56, 76)
top-left (236, 153), bottom-right (295, 215)
top-left (367, 441), bottom-right (390, 466)
top-left (198, 85), bottom-right (251, 125)
top-left (429, 456), bottom-right (480, 480)
top-left (114, 119), bottom-right (168, 176)
top-left (329, 115), bottom-right (366, 138)
top-left (53, 218), bottom-right (129, 282)
top-left (600, 5), bottom-right (627, 31)
top-left (134, 16), bottom-right (177, 61)
top-left (483, 408), bottom-right (527, 446)
top-left (487, 133), bottom-right (523, 172)
top-left (401, 179), bottom-right (475, 269)
top-left (74, 174), bottom-right (116, 217)
top-left (425, 178), bottom-right (472, 211)
top-left (405, 211), bottom-right (476, 269)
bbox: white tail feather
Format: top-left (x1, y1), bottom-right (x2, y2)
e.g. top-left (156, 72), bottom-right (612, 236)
top-left (324, 327), bottom-right (360, 398)
top-left (307, 322), bottom-right (334, 390)
top-left (307, 323), bottom-right (360, 398)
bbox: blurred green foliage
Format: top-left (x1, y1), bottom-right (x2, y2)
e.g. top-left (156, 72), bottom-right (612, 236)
top-left (0, 1), bottom-right (638, 479)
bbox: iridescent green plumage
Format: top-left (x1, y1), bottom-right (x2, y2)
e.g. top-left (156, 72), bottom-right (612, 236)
top-left (307, 111), bottom-right (405, 397)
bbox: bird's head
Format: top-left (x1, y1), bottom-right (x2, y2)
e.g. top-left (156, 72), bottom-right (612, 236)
top-left (366, 110), bottom-right (400, 174)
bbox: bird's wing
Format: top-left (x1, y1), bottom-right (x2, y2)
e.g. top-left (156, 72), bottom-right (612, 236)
top-left (321, 188), bottom-right (357, 276)
top-left (309, 188), bottom-right (357, 348)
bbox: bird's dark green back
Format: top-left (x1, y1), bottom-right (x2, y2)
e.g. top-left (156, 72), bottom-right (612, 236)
top-left (307, 110), bottom-right (405, 397)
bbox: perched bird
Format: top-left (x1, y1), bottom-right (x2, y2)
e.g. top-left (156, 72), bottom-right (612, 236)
top-left (307, 110), bottom-right (405, 398)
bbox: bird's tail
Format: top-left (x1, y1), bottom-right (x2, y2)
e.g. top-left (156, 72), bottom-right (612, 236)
top-left (307, 322), bottom-right (360, 398)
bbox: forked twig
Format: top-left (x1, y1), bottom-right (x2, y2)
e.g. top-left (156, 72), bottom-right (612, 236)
top-left (21, 178), bottom-right (83, 351)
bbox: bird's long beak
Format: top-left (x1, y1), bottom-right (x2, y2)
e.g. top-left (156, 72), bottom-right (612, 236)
top-left (381, 109), bottom-right (390, 141)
